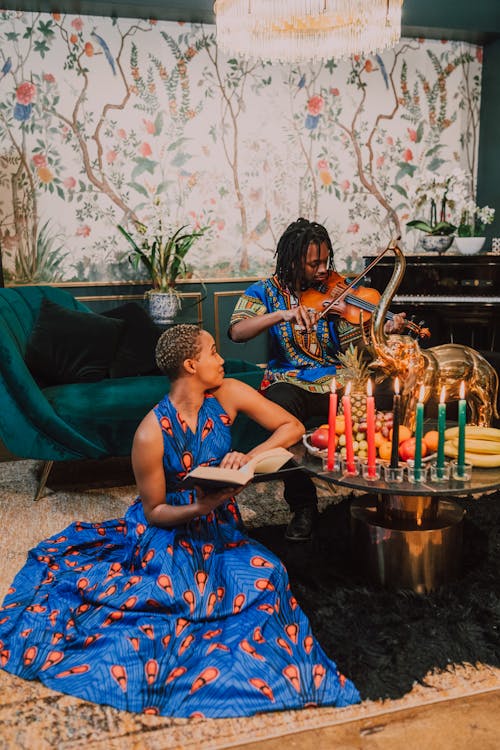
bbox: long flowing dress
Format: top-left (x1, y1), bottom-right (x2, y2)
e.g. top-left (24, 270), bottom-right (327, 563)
top-left (0, 393), bottom-right (360, 718)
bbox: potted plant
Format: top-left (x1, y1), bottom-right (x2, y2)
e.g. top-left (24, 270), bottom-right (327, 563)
top-left (455, 202), bottom-right (495, 255)
top-left (118, 203), bottom-right (208, 325)
top-left (406, 169), bottom-right (465, 254)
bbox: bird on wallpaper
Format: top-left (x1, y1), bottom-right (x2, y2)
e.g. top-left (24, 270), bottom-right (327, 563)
top-left (298, 74), bottom-right (306, 89)
top-left (0, 57), bottom-right (12, 80)
top-left (248, 211), bottom-right (271, 241)
top-left (375, 54), bottom-right (389, 89)
top-left (91, 31), bottom-right (116, 75)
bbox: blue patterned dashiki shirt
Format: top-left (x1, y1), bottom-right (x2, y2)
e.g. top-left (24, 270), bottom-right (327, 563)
top-left (229, 276), bottom-right (367, 394)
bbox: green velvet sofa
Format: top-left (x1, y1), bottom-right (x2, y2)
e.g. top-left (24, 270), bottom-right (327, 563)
top-left (0, 286), bottom-right (266, 496)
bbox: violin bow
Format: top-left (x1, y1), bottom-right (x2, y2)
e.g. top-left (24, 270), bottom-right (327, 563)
top-left (316, 236), bottom-right (401, 321)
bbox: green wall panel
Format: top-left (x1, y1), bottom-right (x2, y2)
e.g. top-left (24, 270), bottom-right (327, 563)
top-left (477, 39), bottom-right (500, 241)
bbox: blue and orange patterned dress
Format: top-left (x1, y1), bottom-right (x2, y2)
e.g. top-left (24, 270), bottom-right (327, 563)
top-left (0, 393), bottom-right (360, 718)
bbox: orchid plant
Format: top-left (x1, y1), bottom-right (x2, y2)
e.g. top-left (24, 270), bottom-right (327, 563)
top-left (118, 200), bottom-right (208, 293)
top-left (457, 201), bottom-right (495, 238)
top-left (406, 169), bottom-right (467, 236)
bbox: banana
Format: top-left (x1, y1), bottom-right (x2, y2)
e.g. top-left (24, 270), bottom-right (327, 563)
top-left (447, 437), bottom-right (500, 455)
top-left (444, 442), bottom-right (500, 467)
top-left (444, 426), bottom-right (500, 441)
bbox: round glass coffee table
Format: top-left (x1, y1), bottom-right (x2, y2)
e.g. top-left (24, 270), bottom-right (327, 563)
top-left (289, 442), bottom-right (500, 593)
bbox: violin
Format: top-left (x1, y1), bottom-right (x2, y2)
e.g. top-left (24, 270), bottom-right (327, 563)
top-left (300, 270), bottom-right (430, 340)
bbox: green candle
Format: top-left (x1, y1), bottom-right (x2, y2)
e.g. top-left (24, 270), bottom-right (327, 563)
top-left (457, 381), bottom-right (467, 476)
top-left (413, 388), bottom-right (425, 480)
top-left (436, 386), bottom-right (446, 477)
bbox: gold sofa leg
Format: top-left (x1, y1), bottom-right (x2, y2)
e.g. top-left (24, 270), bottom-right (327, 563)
top-left (34, 460), bottom-right (54, 501)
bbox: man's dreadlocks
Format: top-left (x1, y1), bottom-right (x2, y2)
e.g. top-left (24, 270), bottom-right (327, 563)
top-left (274, 217), bottom-right (334, 291)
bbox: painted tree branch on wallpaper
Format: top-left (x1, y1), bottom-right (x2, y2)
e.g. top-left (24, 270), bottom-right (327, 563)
top-left (202, 29), bottom-right (269, 273)
top-left (0, 11), bottom-right (482, 285)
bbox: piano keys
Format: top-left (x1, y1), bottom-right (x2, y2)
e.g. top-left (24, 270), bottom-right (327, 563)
top-left (363, 254), bottom-right (500, 351)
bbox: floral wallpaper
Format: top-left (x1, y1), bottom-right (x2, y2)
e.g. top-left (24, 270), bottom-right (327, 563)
top-left (0, 10), bottom-right (482, 283)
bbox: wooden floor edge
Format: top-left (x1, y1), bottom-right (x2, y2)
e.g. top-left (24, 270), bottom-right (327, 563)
top-left (213, 684), bottom-right (500, 750)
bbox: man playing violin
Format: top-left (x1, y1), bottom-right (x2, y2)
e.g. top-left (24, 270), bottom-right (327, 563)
top-left (228, 217), bottom-right (407, 542)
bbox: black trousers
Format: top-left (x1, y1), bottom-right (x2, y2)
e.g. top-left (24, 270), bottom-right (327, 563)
top-left (264, 383), bottom-right (329, 513)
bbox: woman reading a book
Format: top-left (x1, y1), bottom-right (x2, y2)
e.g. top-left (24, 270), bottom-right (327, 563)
top-left (0, 324), bottom-right (360, 719)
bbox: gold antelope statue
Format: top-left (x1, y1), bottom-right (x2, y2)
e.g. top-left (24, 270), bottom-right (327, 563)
top-left (365, 242), bottom-right (499, 431)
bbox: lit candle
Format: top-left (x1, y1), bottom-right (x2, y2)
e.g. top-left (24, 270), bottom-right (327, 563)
top-left (327, 377), bottom-right (337, 471)
top-left (436, 385), bottom-right (447, 475)
top-left (457, 380), bottom-right (467, 477)
top-left (389, 377), bottom-right (400, 469)
top-left (342, 382), bottom-right (355, 473)
top-left (366, 379), bottom-right (376, 478)
top-left (413, 385), bottom-right (425, 480)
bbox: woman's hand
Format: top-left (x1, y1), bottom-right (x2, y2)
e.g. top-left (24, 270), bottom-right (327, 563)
top-left (194, 483), bottom-right (243, 516)
top-left (218, 450), bottom-right (249, 470)
top-left (384, 312), bottom-right (407, 334)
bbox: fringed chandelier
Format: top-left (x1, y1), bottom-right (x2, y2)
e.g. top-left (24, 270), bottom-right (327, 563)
top-left (214, 0), bottom-right (404, 63)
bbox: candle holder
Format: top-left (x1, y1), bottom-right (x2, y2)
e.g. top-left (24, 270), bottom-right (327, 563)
top-left (430, 461), bottom-right (451, 482)
top-left (406, 465), bottom-right (429, 484)
top-left (361, 459), bottom-right (381, 481)
top-left (450, 460), bottom-right (472, 482)
top-left (341, 456), bottom-right (360, 476)
top-left (382, 464), bottom-right (405, 483)
top-left (322, 454), bottom-right (341, 473)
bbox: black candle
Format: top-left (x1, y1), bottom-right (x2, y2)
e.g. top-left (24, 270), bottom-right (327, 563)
top-left (389, 377), bottom-right (400, 469)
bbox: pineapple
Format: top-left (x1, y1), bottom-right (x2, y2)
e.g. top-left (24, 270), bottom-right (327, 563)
top-left (336, 344), bottom-right (370, 424)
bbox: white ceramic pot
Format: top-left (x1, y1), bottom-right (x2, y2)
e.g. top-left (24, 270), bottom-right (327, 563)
top-left (146, 290), bottom-right (181, 325)
top-left (454, 237), bottom-right (486, 255)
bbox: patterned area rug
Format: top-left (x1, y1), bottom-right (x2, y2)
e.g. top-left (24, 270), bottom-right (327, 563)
top-left (1, 459), bottom-right (499, 749)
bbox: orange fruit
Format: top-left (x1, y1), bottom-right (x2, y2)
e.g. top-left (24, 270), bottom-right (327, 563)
top-left (378, 440), bottom-right (392, 461)
top-left (334, 415), bottom-right (346, 435)
top-left (389, 424), bottom-right (412, 444)
top-left (374, 431), bottom-right (384, 448)
top-left (423, 430), bottom-right (439, 452)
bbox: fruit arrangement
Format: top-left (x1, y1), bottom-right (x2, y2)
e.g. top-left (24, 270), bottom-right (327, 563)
top-left (309, 344), bottom-right (436, 462)
top-left (309, 418), bottom-right (438, 462)
top-left (444, 426), bottom-right (500, 467)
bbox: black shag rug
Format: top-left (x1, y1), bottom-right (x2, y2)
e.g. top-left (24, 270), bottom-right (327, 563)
top-left (249, 492), bottom-right (500, 702)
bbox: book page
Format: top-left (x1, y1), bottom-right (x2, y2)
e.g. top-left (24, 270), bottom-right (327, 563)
top-left (251, 448), bottom-right (294, 474)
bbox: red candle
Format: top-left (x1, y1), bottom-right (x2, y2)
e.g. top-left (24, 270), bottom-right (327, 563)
top-left (366, 379), bottom-right (376, 478)
top-left (327, 377), bottom-right (337, 471)
top-left (342, 382), bottom-right (355, 473)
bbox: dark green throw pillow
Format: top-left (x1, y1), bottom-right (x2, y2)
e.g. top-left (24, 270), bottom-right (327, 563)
top-left (25, 298), bottom-right (124, 385)
top-left (103, 302), bottom-right (160, 378)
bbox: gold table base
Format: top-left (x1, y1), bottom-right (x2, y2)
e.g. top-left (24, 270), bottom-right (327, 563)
top-left (350, 494), bottom-right (465, 594)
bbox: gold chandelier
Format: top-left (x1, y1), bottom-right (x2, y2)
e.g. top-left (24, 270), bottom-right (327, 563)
top-left (214, 0), bottom-right (404, 63)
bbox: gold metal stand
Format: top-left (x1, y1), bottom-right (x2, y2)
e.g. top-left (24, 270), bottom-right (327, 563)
top-left (351, 493), bottom-right (465, 593)
top-left (34, 460), bottom-right (54, 501)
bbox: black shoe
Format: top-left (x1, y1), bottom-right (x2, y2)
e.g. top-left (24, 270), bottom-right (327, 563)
top-left (285, 506), bottom-right (318, 542)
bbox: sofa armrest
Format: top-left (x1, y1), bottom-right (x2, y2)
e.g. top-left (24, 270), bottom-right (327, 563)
top-left (0, 336), bottom-right (105, 461)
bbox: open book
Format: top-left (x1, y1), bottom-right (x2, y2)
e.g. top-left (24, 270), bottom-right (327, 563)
top-left (182, 447), bottom-right (295, 491)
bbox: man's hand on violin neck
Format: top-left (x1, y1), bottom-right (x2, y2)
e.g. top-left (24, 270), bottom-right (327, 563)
top-left (384, 312), bottom-right (407, 335)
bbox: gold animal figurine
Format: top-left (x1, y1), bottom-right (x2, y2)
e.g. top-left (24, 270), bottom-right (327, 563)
top-left (364, 242), bottom-right (499, 431)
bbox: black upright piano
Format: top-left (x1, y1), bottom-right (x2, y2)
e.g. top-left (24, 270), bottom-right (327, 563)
top-left (363, 254), bottom-right (500, 352)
